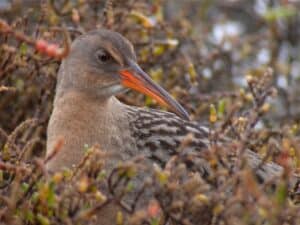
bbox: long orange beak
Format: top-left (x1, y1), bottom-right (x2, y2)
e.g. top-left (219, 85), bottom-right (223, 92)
top-left (119, 60), bottom-right (189, 120)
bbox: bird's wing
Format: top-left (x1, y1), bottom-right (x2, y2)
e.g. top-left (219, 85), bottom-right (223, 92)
top-left (127, 106), bottom-right (284, 184)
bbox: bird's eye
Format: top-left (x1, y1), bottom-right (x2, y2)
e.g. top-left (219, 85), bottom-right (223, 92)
top-left (96, 49), bottom-right (112, 63)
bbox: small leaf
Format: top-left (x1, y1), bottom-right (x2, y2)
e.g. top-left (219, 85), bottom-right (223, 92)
top-left (77, 176), bottom-right (89, 193)
top-left (276, 182), bottom-right (288, 205)
top-left (125, 166), bottom-right (137, 178)
top-left (154, 166), bottom-right (169, 185)
top-left (36, 214), bottom-right (50, 225)
top-left (150, 218), bottom-right (160, 225)
top-left (258, 207), bottom-right (268, 218)
top-left (188, 62), bottom-right (197, 85)
top-left (209, 104), bottom-right (217, 123)
top-left (217, 99), bottom-right (226, 118)
top-left (116, 211), bottom-right (123, 225)
top-left (130, 11), bottom-right (156, 28)
top-left (145, 96), bottom-right (154, 106)
top-left (97, 170), bottom-right (107, 181)
top-left (153, 45), bottom-right (165, 56)
top-left (213, 203), bottom-right (224, 215)
top-left (260, 103), bottom-right (270, 113)
top-left (83, 143), bottom-right (90, 151)
top-left (95, 190), bottom-right (107, 203)
top-left (15, 79), bottom-right (24, 91)
top-left (52, 172), bottom-right (63, 184)
top-left (21, 182), bottom-right (29, 192)
top-left (194, 194), bottom-right (209, 204)
top-left (150, 67), bottom-right (163, 82)
top-left (126, 182), bottom-right (135, 192)
top-left (24, 210), bottom-right (34, 223)
top-left (165, 38), bottom-right (179, 47)
top-left (19, 42), bottom-right (28, 55)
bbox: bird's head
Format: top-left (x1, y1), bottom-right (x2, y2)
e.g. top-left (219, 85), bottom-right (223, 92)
top-left (58, 29), bottom-right (189, 120)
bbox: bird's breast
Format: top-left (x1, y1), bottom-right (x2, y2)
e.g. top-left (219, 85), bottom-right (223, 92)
top-left (46, 94), bottom-right (136, 172)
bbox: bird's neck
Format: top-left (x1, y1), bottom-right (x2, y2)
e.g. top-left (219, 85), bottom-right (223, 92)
top-left (46, 90), bottom-right (134, 172)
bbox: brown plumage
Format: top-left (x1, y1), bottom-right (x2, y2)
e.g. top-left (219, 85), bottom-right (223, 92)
top-left (46, 29), bottom-right (284, 224)
top-left (47, 29), bottom-right (191, 172)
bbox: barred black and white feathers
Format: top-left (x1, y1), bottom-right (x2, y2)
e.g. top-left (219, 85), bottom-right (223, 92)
top-left (126, 106), bottom-right (283, 183)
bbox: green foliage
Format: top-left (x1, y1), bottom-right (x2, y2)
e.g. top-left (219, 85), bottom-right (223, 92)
top-left (263, 6), bottom-right (297, 22)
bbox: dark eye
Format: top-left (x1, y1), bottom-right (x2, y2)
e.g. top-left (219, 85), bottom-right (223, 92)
top-left (96, 49), bottom-right (112, 63)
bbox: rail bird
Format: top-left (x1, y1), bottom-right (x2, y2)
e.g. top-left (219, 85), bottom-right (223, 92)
top-left (46, 29), bottom-right (285, 224)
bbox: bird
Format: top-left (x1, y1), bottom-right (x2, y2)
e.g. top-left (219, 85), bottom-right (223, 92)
top-left (46, 29), bottom-right (286, 224)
